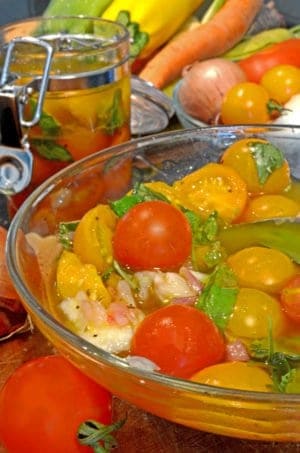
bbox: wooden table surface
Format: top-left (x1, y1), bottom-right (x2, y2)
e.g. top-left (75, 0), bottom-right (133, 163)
top-left (1, 197), bottom-right (300, 453)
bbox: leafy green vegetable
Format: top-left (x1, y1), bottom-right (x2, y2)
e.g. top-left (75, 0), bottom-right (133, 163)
top-left (104, 89), bottom-right (125, 134)
top-left (222, 28), bottom-right (292, 61)
top-left (113, 260), bottom-right (138, 290)
top-left (110, 194), bottom-right (142, 217)
top-left (110, 183), bottom-right (169, 216)
top-left (29, 100), bottom-right (61, 137)
top-left (31, 139), bottom-right (73, 162)
top-left (204, 241), bottom-right (224, 268)
top-left (249, 141), bottom-right (285, 185)
top-left (185, 210), bottom-right (219, 245)
top-left (250, 328), bottom-right (300, 393)
top-left (218, 218), bottom-right (300, 264)
top-left (58, 221), bottom-right (79, 250)
top-left (196, 263), bottom-right (238, 330)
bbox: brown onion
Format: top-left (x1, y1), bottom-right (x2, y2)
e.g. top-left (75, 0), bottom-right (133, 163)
top-left (178, 58), bottom-right (246, 124)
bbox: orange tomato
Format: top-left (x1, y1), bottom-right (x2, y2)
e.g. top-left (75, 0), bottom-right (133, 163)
top-left (241, 194), bottom-right (300, 222)
top-left (173, 162), bottom-right (248, 223)
top-left (261, 64), bottom-right (300, 104)
top-left (227, 246), bottom-right (296, 294)
top-left (191, 361), bottom-right (273, 392)
top-left (221, 138), bottom-right (291, 195)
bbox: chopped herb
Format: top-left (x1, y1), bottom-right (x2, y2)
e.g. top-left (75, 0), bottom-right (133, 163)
top-left (31, 139), bottom-right (74, 162)
top-left (249, 141), bottom-right (285, 185)
top-left (204, 241), bottom-right (224, 268)
top-left (196, 263), bottom-right (238, 330)
top-left (58, 221), bottom-right (79, 250)
top-left (105, 89), bottom-right (125, 134)
top-left (113, 260), bottom-right (138, 290)
top-left (110, 182), bottom-right (169, 217)
top-left (250, 326), bottom-right (300, 392)
top-left (29, 99), bottom-right (61, 136)
top-left (184, 210), bottom-right (219, 245)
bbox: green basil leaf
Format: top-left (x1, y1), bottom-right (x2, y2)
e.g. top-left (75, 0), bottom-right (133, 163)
top-left (32, 139), bottom-right (74, 162)
top-left (29, 99), bottom-right (61, 136)
top-left (196, 263), bottom-right (238, 330)
top-left (104, 89), bottom-right (125, 134)
top-left (58, 221), bottom-right (79, 250)
top-left (249, 141), bottom-right (285, 185)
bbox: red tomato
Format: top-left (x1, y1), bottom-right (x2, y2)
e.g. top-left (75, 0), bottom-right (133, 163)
top-left (238, 39), bottom-right (300, 83)
top-left (113, 200), bottom-right (192, 271)
top-left (131, 304), bottom-right (225, 378)
top-left (0, 355), bottom-right (112, 453)
top-left (280, 275), bottom-right (300, 324)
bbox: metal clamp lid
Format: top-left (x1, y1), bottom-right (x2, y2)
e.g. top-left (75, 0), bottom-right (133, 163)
top-left (131, 76), bottom-right (175, 136)
top-left (0, 36), bottom-right (53, 195)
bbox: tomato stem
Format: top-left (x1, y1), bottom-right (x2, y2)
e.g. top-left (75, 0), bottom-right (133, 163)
top-left (77, 418), bottom-right (126, 452)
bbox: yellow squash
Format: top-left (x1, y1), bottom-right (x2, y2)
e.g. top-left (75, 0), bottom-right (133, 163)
top-left (102, 0), bottom-right (205, 59)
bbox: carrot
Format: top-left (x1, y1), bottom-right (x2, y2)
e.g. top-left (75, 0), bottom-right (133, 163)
top-left (139, 0), bottom-right (263, 89)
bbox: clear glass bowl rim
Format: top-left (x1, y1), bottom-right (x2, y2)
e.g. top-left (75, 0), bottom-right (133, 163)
top-left (6, 125), bottom-right (300, 404)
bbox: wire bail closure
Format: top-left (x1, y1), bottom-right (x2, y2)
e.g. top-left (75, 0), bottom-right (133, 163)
top-left (0, 36), bottom-right (53, 195)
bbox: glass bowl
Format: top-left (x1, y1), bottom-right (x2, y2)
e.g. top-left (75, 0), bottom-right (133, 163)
top-left (173, 80), bottom-right (208, 129)
top-left (6, 125), bottom-right (300, 442)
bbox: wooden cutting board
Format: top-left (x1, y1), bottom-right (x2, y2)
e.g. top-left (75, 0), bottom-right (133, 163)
top-left (1, 328), bottom-right (300, 452)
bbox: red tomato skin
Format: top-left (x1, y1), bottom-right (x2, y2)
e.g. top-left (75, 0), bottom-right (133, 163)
top-left (131, 304), bottom-right (225, 378)
top-left (0, 355), bottom-right (112, 453)
top-left (238, 39), bottom-right (300, 83)
top-left (113, 200), bottom-right (192, 271)
top-left (280, 275), bottom-right (300, 324)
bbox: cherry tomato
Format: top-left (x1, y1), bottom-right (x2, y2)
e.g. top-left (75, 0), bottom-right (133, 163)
top-left (226, 287), bottom-right (285, 339)
top-left (173, 163), bottom-right (248, 223)
top-left (227, 246), bottom-right (296, 294)
top-left (221, 82), bottom-right (278, 125)
top-left (221, 138), bottom-right (291, 195)
top-left (0, 355), bottom-right (112, 453)
top-left (241, 194), bottom-right (300, 223)
top-left (113, 200), bottom-right (192, 271)
top-left (130, 304), bottom-right (225, 378)
top-left (280, 275), bottom-right (300, 324)
top-left (261, 64), bottom-right (300, 105)
top-left (191, 361), bottom-right (273, 392)
top-left (238, 39), bottom-right (300, 84)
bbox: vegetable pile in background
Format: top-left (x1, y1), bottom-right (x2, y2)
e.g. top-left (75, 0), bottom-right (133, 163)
top-left (43, 0), bottom-right (280, 87)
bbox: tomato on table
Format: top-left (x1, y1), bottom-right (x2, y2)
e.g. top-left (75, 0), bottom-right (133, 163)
top-left (220, 82), bottom-right (281, 125)
top-left (130, 304), bottom-right (225, 378)
top-left (280, 275), bottom-right (300, 324)
top-left (220, 138), bottom-right (291, 195)
top-left (173, 162), bottom-right (248, 223)
top-left (0, 355), bottom-right (113, 453)
top-left (113, 200), bottom-right (192, 271)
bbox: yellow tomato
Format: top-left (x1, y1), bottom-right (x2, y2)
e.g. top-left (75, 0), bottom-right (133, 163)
top-left (226, 287), bottom-right (285, 339)
top-left (221, 138), bottom-right (291, 196)
top-left (73, 204), bottom-right (117, 273)
top-left (173, 163), bottom-right (248, 223)
top-left (261, 64), bottom-right (300, 104)
top-left (241, 194), bottom-right (300, 222)
top-left (191, 361), bottom-right (273, 392)
top-left (56, 250), bottom-right (111, 306)
top-left (227, 246), bottom-right (296, 294)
